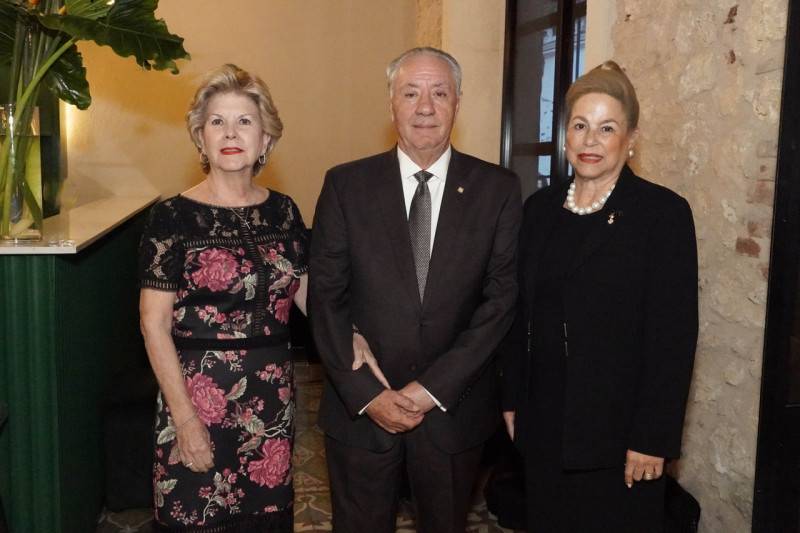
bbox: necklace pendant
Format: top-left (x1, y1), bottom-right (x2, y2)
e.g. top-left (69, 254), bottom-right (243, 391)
top-left (229, 207), bottom-right (251, 229)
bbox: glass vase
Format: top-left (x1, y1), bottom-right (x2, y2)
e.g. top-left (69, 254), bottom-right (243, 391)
top-left (0, 104), bottom-right (43, 242)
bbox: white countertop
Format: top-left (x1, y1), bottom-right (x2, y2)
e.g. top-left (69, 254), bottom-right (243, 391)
top-left (0, 194), bottom-right (158, 255)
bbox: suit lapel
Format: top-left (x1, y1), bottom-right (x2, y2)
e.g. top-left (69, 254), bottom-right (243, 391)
top-left (424, 150), bottom-right (469, 306)
top-left (523, 184), bottom-right (564, 305)
top-left (374, 149), bottom-right (423, 307)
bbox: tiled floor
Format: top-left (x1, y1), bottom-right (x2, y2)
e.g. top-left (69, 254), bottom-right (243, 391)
top-left (97, 362), bottom-right (516, 532)
top-left (292, 363), bottom-right (332, 531)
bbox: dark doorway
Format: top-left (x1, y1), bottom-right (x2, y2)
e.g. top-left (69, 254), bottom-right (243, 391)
top-left (752, 2), bottom-right (800, 531)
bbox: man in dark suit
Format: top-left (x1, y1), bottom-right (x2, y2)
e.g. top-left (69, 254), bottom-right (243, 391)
top-left (308, 47), bottom-right (521, 533)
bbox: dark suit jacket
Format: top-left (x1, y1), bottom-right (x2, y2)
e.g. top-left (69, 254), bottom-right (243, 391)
top-left (309, 147), bottom-right (522, 455)
top-left (502, 165), bottom-right (698, 469)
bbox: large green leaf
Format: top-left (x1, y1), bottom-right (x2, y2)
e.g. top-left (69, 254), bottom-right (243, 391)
top-left (38, 0), bottom-right (189, 73)
top-left (64, 0), bottom-right (115, 21)
top-left (43, 43), bottom-right (90, 109)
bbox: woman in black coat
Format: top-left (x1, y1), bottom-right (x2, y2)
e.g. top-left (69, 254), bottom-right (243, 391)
top-left (501, 61), bottom-right (698, 532)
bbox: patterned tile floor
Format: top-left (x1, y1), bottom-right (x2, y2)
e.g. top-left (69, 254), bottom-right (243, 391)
top-left (97, 362), bottom-right (516, 532)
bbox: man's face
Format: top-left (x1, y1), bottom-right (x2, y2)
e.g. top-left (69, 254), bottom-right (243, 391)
top-left (390, 54), bottom-right (460, 167)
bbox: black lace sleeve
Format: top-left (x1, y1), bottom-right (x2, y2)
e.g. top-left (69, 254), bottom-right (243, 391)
top-left (138, 199), bottom-right (185, 292)
top-left (284, 195), bottom-right (309, 277)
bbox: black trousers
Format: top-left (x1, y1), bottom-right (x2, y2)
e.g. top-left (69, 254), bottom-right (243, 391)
top-left (325, 427), bottom-right (484, 533)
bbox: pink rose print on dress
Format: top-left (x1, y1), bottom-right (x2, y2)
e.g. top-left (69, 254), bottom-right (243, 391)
top-left (273, 278), bottom-right (299, 324)
top-left (278, 387), bottom-right (291, 404)
top-left (247, 438), bottom-right (291, 488)
top-left (186, 374), bottom-right (228, 424)
top-left (191, 249), bottom-right (238, 291)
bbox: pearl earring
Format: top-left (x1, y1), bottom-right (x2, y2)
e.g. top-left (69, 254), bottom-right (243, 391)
top-left (628, 149), bottom-right (634, 158)
top-left (562, 145), bottom-right (566, 152)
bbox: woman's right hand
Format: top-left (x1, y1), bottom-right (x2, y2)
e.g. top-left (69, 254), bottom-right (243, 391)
top-left (176, 415), bottom-right (214, 473)
top-left (352, 332), bottom-right (390, 388)
top-left (502, 411), bottom-right (515, 441)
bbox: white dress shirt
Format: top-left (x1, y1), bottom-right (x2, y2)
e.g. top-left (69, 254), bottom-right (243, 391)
top-left (398, 146), bottom-right (451, 256)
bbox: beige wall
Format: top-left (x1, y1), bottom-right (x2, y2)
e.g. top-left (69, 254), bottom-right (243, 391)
top-left (442, 0), bottom-right (507, 164)
top-left (64, 1), bottom-right (416, 222)
top-left (63, 1), bottom-right (508, 224)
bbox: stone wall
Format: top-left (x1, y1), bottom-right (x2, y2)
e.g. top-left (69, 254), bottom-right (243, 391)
top-left (612, 1), bottom-right (789, 530)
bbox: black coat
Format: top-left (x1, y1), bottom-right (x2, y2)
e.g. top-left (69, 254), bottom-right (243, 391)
top-left (310, 147), bottom-right (522, 454)
top-left (502, 165), bottom-right (698, 469)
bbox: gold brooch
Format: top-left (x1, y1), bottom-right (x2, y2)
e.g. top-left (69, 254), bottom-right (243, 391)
top-left (607, 213), bottom-right (615, 225)
top-left (457, 187), bottom-right (464, 194)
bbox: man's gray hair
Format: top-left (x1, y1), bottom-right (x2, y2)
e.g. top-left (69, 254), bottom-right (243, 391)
top-left (386, 47), bottom-right (463, 95)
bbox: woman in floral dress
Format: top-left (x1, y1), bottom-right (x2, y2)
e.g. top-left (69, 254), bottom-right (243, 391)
top-left (138, 64), bottom-right (308, 532)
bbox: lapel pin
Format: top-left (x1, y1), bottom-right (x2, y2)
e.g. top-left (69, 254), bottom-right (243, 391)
top-left (457, 187), bottom-right (464, 194)
top-left (607, 213), bottom-right (615, 225)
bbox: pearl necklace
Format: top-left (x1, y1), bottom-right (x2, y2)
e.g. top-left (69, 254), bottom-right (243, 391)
top-left (566, 181), bottom-right (615, 215)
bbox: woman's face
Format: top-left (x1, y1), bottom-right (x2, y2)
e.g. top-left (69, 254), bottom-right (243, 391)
top-left (200, 92), bottom-right (270, 176)
top-left (565, 92), bottom-right (637, 184)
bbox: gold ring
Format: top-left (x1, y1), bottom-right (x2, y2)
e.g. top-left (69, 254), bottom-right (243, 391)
top-left (186, 462), bottom-right (194, 468)
top-left (643, 473), bottom-right (653, 480)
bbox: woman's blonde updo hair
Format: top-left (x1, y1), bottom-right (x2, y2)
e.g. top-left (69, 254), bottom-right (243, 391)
top-left (187, 64), bottom-right (283, 175)
top-left (565, 60), bottom-right (639, 131)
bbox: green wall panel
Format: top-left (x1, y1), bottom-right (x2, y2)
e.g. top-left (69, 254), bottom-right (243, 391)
top-left (0, 210), bottom-right (149, 532)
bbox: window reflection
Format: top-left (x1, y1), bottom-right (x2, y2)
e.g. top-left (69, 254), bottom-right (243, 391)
top-left (502, 0), bottom-right (586, 199)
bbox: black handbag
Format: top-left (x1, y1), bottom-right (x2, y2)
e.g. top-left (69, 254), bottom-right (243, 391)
top-left (664, 474), bottom-right (701, 533)
top-left (483, 429), bottom-right (526, 530)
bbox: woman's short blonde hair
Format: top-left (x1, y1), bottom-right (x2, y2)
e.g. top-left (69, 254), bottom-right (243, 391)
top-left (187, 64), bottom-right (283, 175)
top-left (565, 60), bottom-right (639, 131)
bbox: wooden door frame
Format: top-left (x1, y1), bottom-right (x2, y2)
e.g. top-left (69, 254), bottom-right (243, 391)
top-left (752, 1), bottom-right (800, 530)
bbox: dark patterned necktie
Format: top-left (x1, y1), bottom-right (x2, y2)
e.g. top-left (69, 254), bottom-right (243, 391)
top-left (409, 170), bottom-right (433, 301)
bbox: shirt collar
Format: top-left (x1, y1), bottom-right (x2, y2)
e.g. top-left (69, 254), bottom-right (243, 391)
top-left (398, 145), bottom-right (452, 182)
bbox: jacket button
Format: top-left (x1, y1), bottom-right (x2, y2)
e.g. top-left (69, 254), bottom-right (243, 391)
top-left (410, 364), bottom-right (417, 372)
top-left (419, 320), bottom-right (428, 327)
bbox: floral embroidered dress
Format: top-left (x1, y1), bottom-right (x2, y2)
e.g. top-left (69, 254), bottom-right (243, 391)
top-left (138, 191), bottom-right (308, 532)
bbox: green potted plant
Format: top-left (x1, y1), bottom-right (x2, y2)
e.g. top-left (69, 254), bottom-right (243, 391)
top-left (0, 0), bottom-right (189, 241)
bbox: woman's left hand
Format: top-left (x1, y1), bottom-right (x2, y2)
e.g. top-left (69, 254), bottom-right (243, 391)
top-left (352, 332), bottom-right (390, 388)
top-left (624, 449), bottom-right (664, 488)
top-left (293, 274), bottom-right (308, 316)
